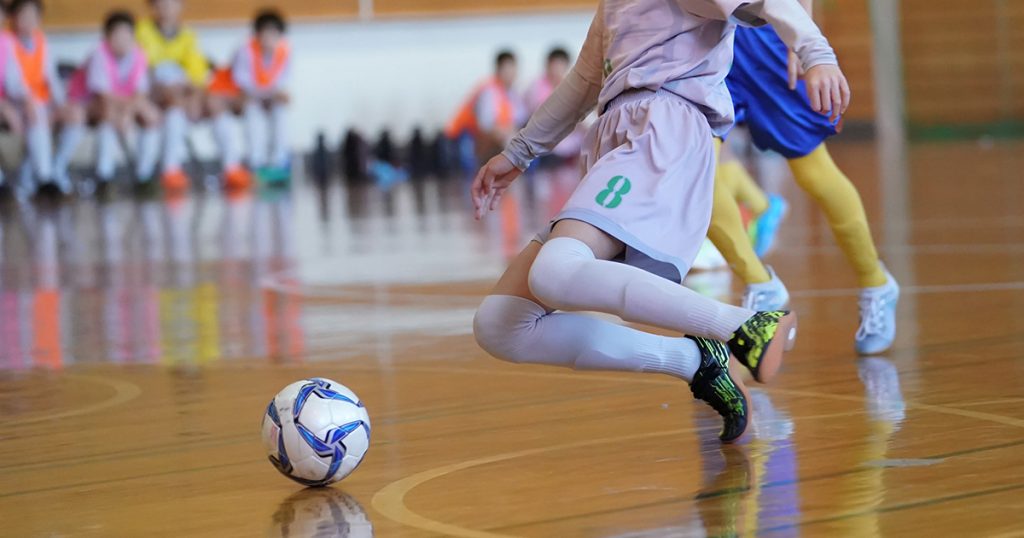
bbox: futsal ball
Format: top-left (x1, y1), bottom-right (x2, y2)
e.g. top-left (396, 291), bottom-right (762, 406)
top-left (262, 378), bottom-right (371, 487)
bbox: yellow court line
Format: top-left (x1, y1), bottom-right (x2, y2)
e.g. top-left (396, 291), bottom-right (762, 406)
top-left (370, 367), bottom-right (1024, 537)
top-left (371, 409), bottom-right (865, 538)
top-left (0, 375), bottom-right (142, 427)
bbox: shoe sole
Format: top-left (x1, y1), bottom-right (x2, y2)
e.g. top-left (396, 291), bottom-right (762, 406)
top-left (721, 357), bottom-right (752, 444)
top-left (754, 312), bottom-right (798, 384)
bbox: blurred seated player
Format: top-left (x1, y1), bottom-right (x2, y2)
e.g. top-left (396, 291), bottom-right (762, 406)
top-left (136, 0), bottom-right (209, 192)
top-left (525, 47), bottom-right (584, 161)
top-left (446, 51), bottom-right (523, 169)
top-left (58, 11), bottom-right (161, 192)
top-left (207, 9), bottom-right (292, 188)
top-left (8, 0), bottom-right (76, 195)
top-left (0, 3), bottom-right (23, 192)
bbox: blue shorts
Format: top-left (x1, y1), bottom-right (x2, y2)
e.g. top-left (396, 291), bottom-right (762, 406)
top-left (726, 25), bottom-right (839, 159)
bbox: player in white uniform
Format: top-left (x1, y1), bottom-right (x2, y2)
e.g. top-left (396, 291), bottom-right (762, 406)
top-left (471, 0), bottom-right (850, 443)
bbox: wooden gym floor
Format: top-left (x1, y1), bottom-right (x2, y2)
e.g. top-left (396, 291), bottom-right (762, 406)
top-left (1, 138), bottom-right (1024, 537)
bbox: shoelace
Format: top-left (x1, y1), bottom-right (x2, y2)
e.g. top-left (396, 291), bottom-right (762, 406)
top-left (856, 294), bottom-right (887, 338)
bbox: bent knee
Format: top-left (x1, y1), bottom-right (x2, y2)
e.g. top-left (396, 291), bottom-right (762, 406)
top-left (472, 295), bottom-right (543, 364)
top-left (527, 237), bottom-right (593, 308)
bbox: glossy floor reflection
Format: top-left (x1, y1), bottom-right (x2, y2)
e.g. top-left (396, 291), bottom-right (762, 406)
top-left (2, 139), bottom-right (1024, 536)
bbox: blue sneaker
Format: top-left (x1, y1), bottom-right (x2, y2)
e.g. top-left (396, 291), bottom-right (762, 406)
top-left (855, 266), bottom-right (900, 355)
top-left (741, 266), bottom-right (789, 311)
top-left (753, 194), bottom-right (788, 257)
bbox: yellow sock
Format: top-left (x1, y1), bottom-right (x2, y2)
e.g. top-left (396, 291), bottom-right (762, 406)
top-left (709, 140), bottom-right (771, 284)
top-left (788, 144), bottom-right (888, 288)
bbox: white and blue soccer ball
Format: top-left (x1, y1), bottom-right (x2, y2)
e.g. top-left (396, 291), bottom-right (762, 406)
top-left (262, 378), bottom-right (371, 487)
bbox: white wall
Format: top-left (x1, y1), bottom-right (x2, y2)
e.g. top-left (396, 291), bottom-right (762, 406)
top-left (49, 11), bottom-right (592, 152)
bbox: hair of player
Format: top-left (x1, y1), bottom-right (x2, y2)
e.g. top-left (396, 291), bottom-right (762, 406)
top-left (104, 10), bottom-right (136, 35)
top-left (548, 47), bottom-right (570, 64)
top-left (254, 8), bottom-right (287, 34)
top-left (495, 50), bottom-right (516, 69)
top-left (9, 0), bottom-right (42, 15)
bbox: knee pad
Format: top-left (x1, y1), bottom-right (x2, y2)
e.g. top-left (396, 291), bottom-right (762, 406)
top-left (473, 295), bottom-right (546, 363)
top-left (527, 237), bottom-right (594, 309)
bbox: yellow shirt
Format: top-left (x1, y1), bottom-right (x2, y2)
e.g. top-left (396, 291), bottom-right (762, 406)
top-left (136, 18), bottom-right (209, 86)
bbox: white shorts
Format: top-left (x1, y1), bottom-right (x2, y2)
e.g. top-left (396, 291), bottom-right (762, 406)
top-left (536, 89), bottom-right (716, 282)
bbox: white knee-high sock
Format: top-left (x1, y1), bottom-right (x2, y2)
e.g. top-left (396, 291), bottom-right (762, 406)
top-left (211, 112), bottom-right (240, 170)
top-left (474, 295), bottom-right (702, 381)
top-left (95, 123), bottom-right (119, 180)
top-left (244, 101), bottom-right (267, 169)
top-left (162, 106), bottom-right (188, 173)
top-left (529, 237), bottom-right (754, 341)
top-left (136, 127), bottom-right (160, 180)
top-left (54, 122), bottom-right (86, 182)
top-left (26, 102), bottom-right (53, 181)
top-left (269, 103), bottom-right (289, 168)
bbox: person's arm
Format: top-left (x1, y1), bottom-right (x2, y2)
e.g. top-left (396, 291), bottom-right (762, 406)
top-left (85, 52), bottom-right (112, 99)
top-left (3, 46), bottom-right (26, 100)
top-left (786, 0), bottom-right (814, 88)
top-left (471, 7), bottom-right (605, 219)
top-left (681, 0), bottom-right (848, 119)
top-left (500, 11), bottom-right (604, 171)
top-left (231, 46), bottom-right (256, 95)
top-left (45, 49), bottom-right (65, 106)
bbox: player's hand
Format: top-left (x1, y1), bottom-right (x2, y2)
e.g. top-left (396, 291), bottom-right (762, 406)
top-left (787, 51), bottom-right (803, 90)
top-left (804, 64), bottom-right (851, 124)
top-left (471, 153), bottom-right (522, 220)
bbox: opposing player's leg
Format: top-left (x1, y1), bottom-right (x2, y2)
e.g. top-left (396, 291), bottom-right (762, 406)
top-left (475, 236), bottom-right (750, 442)
top-left (707, 140), bottom-right (790, 311)
top-left (787, 144), bottom-right (899, 354)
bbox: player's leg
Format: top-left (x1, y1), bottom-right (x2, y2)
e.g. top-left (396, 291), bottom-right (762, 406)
top-left (24, 100), bottom-right (55, 190)
top-left (92, 99), bottom-right (120, 184)
top-left (243, 97), bottom-right (269, 170)
top-left (534, 218), bottom-right (795, 382)
top-left (708, 140), bottom-right (773, 283)
top-left (706, 141), bottom-right (789, 310)
top-left (787, 143), bottom-right (899, 354)
top-left (156, 84), bottom-right (190, 191)
top-left (474, 238), bottom-right (748, 442)
top-left (208, 93), bottom-right (250, 188)
top-left (269, 94), bottom-right (290, 171)
top-left (52, 103), bottom-right (87, 193)
top-left (0, 101), bottom-right (16, 189)
top-left (133, 98), bottom-right (162, 182)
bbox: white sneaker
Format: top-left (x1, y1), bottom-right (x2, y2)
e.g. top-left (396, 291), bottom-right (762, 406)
top-left (741, 266), bottom-right (789, 311)
top-left (855, 265), bottom-right (900, 355)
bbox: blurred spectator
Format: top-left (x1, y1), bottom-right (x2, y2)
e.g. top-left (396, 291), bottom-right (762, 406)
top-left (9, 0), bottom-right (76, 194)
top-left (60, 11), bottom-right (161, 191)
top-left (208, 9), bottom-right (292, 188)
top-left (446, 50), bottom-right (523, 169)
top-left (136, 0), bottom-right (210, 192)
top-left (525, 47), bottom-right (585, 161)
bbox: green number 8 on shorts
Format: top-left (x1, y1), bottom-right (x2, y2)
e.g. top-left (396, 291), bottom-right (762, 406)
top-left (595, 176), bottom-right (632, 209)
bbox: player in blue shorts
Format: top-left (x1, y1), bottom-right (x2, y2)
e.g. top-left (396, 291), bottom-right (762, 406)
top-left (706, 6), bottom-right (900, 355)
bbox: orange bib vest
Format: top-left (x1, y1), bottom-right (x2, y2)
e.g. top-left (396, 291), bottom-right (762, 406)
top-left (12, 30), bottom-right (50, 102)
top-left (445, 77), bottom-right (513, 138)
top-left (209, 39), bottom-right (290, 96)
